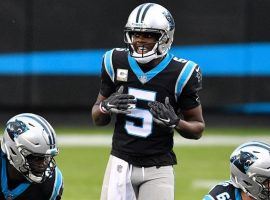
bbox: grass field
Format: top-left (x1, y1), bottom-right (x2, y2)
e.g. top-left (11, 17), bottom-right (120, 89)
top-left (55, 127), bottom-right (270, 200)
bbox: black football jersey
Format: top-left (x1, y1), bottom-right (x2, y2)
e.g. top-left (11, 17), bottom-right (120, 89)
top-left (100, 48), bottom-right (202, 167)
top-left (203, 181), bottom-right (242, 200)
top-left (0, 153), bottom-right (63, 200)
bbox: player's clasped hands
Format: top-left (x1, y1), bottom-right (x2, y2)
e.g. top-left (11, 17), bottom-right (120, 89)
top-left (100, 86), bottom-right (137, 114)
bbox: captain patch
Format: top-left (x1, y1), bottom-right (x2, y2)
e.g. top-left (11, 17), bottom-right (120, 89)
top-left (117, 69), bottom-right (128, 82)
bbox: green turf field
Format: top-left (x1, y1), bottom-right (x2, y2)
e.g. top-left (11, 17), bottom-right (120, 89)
top-left (57, 147), bottom-right (234, 200)
top-left (56, 126), bottom-right (270, 136)
top-left (55, 127), bottom-right (270, 200)
top-left (57, 146), bottom-right (235, 200)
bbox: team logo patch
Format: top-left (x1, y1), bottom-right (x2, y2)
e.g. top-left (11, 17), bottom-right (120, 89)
top-left (231, 151), bottom-right (258, 173)
top-left (162, 11), bottom-right (175, 31)
top-left (117, 69), bottom-right (128, 82)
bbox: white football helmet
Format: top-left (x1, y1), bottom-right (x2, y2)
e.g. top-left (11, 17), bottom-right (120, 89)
top-left (230, 141), bottom-right (270, 199)
top-left (124, 3), bottom-right (175, 64)
top-left (1, 113), bottom-right (59, 183)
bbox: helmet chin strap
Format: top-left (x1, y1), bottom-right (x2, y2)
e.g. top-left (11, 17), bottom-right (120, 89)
top-left (134, 53), bottom-right (159, 64)
top-left (28, 172), bottom-right (43, 183)
top-left (131, 43), bottom-right (164, 64)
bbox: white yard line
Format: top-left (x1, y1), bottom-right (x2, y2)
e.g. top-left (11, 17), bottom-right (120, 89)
top-left (57, 134), bottom-right (270, 147)
top-left (58, 134), bottom-right (268, 190)
top-left (192, 179), bottom-right (223, 189)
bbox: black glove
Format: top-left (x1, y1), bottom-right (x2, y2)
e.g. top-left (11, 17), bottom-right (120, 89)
top-left (148, 97), bottom-right (180, 128)
top-left (100, 86), bottom-right (136, 114)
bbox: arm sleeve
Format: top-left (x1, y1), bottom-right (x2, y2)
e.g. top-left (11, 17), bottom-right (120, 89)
top-left (177, 65), bottom-right (202, 111)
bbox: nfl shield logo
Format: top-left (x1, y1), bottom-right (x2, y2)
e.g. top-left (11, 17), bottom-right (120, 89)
top-left (117, 165), bottom-right (123, 173)
top-left (117, 69), bottom-right (128, 82)
top-left (139, 75), bottom-right (147, 84)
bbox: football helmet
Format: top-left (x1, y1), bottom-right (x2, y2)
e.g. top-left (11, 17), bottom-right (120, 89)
top-left (230, 141), bottom-right (270, 200)
top-left (1, 113), bottom-right (58, 183)
top-left (124, 3), bottom-right (175, 64)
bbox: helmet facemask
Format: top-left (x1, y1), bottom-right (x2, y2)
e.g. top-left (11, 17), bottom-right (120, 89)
top-left (19, 148), bottom-right (57, 183)
top-left (253, 176), bottom-right (270, 200)
top-left (124, 29), bottom-right (169, 64)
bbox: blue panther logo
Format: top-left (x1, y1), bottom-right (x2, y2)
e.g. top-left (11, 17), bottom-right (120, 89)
top-left (231, 151), bottom-right (258, 173)
top-left (6, 120), bottom-right (29, 141)
top-left (162, 11), bottom-right (175, 31)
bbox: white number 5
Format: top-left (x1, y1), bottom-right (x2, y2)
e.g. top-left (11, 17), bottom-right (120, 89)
top-left (125, 88), bottom-right (156, 138)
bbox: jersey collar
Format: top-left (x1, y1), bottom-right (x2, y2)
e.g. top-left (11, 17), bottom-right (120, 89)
top-left (128, 53), bottom-right (173, 84)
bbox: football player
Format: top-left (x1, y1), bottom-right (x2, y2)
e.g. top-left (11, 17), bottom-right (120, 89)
top-left (203, 141), bottom-right (270, 200)
top-left (92, 3), bottom-right (205, 200)
top-left (0, 113), bottom-right (63, 200)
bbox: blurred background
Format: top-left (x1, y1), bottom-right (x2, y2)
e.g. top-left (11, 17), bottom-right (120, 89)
top-left (0, 0), bottom-right (270, 199)
top-left (1, 0), bottom-right (270, 127)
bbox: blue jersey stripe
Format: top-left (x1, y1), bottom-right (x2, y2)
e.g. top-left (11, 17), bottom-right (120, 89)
top-left (104, 49), bottom-right (115, 82)
top-left (50, 167), bottom-right (63, 200)
top-left (175, 61), bottom-right (197, 100)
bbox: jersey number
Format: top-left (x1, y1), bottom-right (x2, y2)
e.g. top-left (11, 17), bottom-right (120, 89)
top-left (216, 192), bottom-right (230, 200)
top-left (125, 88), bottom-right (156, 138)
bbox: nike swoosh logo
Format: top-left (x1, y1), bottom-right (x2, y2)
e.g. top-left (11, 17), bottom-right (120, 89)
top-left (159, 117), bottom-right (170, 123)
top-left (195, 67), bottom-right (200, 72)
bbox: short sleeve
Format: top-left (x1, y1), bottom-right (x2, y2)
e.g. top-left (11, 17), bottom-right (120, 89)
top-left (99, 50), bottom-right (116, 97)
top-left (177, 65), bottom-right (202, 110)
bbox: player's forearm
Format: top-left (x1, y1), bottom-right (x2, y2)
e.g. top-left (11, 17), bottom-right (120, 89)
top-left (175, 120), bottom-right (205, 139)
top-left (91, 104), bottom-right (111, 126)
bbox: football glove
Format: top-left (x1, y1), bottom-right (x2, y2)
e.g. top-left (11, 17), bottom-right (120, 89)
top-left (148, 97), bottom-right (180, 128)
top-left (100, 86), bottom-right (136, 114)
